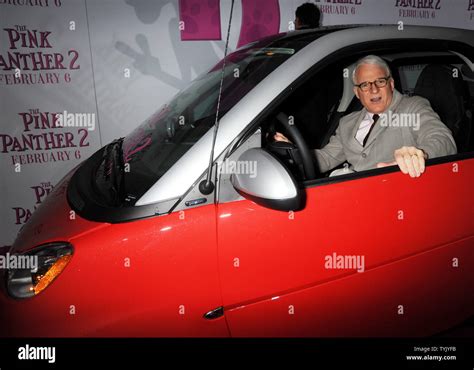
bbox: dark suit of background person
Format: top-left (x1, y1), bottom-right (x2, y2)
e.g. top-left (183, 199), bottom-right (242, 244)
top-left (295, 2), bottom-right (321, 30)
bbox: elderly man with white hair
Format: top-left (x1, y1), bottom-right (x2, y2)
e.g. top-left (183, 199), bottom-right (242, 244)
top-left (275, 55), bottom-right (457, 178)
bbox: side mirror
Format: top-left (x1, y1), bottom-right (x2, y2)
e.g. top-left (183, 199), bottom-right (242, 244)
top-left (230, 148), bottom-right (303, 211)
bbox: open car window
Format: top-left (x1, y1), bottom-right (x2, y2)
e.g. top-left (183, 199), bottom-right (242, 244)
top-left (257, 50), bottom-right (474, 185)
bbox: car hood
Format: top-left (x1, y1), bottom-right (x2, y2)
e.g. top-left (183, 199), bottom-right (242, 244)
top-left (11, 167), bottom-right (108, 255)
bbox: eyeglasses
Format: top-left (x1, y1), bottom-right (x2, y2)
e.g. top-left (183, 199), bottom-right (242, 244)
top-left (354, 76), bottom-right (391, 92)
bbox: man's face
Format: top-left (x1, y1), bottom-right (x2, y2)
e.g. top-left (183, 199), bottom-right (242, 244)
top-left (353, 64), bottom-right (395, 114)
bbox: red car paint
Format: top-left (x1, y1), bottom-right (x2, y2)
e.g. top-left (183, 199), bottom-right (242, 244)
top-left (218, 159), bottom-right (474, 336)
top-left (1, 173), bottom-right (227, 337)
top-left (1, 159), bottom-right (472, 337)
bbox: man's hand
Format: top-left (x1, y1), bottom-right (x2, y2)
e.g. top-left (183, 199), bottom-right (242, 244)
top-left (377, 146), bottom-right (428, 178)
top-left (273, 132), bottom-right (292, 143)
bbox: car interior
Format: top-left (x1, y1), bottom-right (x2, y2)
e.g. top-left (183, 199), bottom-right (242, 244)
top-left (261, 50), bottom-right (474, 182)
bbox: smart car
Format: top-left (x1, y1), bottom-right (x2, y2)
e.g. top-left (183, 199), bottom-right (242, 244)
top-left (1, 25), bottom-right (473, 337)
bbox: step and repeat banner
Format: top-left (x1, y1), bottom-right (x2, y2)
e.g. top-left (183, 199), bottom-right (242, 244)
top-left (1, 0), bottom-right (473, 247)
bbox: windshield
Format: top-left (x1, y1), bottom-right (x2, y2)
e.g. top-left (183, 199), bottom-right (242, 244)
top-left (94, 34), bottom-right (318, 206)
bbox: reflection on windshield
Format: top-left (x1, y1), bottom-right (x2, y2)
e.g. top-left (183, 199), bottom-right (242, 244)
top-left (96, 36), bottom-right (313, 206)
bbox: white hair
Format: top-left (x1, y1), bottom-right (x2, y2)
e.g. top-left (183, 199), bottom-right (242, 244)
top-left (352, 55), bottom-right (391, 84)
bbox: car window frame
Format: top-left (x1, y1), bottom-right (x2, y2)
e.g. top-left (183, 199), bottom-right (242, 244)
top-left (223, 38), bottom-right (474, 191)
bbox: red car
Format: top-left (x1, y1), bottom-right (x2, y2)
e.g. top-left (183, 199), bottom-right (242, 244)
top-left (1, 25), bottom-right (473, 337)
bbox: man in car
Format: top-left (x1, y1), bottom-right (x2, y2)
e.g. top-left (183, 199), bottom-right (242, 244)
top-left (274, 55), bottom-right (457, 178)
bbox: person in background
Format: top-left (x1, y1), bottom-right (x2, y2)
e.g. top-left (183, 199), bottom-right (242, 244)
top-left (295, 2), bottom-right (321, 30)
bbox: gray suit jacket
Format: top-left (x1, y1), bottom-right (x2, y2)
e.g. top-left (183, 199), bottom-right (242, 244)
top-left (314, 89), bottom-right (457, 173)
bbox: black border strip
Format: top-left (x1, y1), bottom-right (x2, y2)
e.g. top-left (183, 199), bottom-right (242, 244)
top-left (0, 338), bottom-right (472, 368)
top-left (302, 152), bottom-right (474, 188)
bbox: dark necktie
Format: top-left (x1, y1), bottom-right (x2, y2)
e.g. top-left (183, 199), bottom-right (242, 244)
top-left (362, 114), bottom-right (380, 147)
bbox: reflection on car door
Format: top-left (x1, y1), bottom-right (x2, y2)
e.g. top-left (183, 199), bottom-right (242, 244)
top-left (217, 159), bottom-right (474, 336)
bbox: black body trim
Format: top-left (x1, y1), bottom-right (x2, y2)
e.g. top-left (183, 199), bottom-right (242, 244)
top-left (302, 152), bottom-right (474, 188)
top-left (67, 146), bottom-right (180, 223)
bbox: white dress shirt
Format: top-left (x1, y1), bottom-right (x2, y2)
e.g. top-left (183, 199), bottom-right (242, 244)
top-left (355, 112), bottom-right (377, 146)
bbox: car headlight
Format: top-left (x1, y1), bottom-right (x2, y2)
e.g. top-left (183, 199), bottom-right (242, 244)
top-left (6, 243), bottom-right (73, 299)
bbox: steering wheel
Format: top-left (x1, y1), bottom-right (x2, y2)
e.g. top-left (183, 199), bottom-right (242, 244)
top-left (272, 112), bottom-right (317, 180)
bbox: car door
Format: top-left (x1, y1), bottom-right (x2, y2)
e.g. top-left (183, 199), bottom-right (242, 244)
top-left (217, 159), bottom-right (474, 336)
top-left (216, 57), bottom-right (474, 337)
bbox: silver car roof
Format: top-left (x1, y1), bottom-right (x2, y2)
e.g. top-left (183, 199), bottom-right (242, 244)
top-left (136, 25), bottom-right (474, 206)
